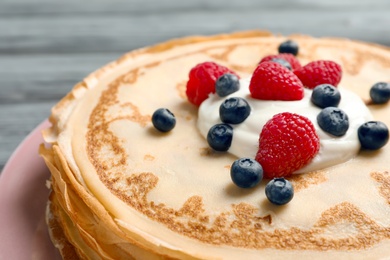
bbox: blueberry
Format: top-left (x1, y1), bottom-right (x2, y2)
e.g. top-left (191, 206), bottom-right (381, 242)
top-left (311, 84), bottom-right (341, 108)
top-left (265, 178), bottom-right (294, 205)
top-left (152, 108), bottom-right (176, 132)
top-left (219, 97), bottom-right (251, 124)
top-left (278, 40), bottom-right (299, 56)
top-left (370, 82), bottom-right (390, 104)
top-left (317, 107), bottom-right (349, 136)
top-left (271, 58), bottom-right (292, 70)
top-left (215, 73), bottom-right (240, 97)
top-left (358, 121), bottom-right (389, 150)
top-left (207, 124), bottom-right (233, 151)
top-left (230, 158), bottom-right (263, 188)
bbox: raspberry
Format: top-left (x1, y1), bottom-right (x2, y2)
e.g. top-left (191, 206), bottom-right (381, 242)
top-left (186, 62), bottom-right (238, 106)
top-left (249, 62), bottom-right (304, 101)
top-left (255, 112), bottom-right (320, 178)
top-left (294, 60), bottom-right (342, 89)
top-left (259, 53), bottom-right (302, 70)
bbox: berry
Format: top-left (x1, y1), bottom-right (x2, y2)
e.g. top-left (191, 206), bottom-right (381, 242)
top-left (249, 61), bottom-right (304, 101)
top-left (215, 73), bottom-right (240, 97)
top-left (265, 178), bottom-right (294, 205)
top-left (219, 97), bottom-right (251, 124)
top-left (256, 112), bottom-right (320, 178)
top-left (207, 124), bottom-right (233, 151)
top-left (151, 108), bottom-right (176, 132)
top-left (186, 62), bottom-right (239, 106)
top-left (358, 121), bottom-right (389, 150)
top-left (259, 53), bottom-right (302, 70)
top-left (271, 58), bottom-right (292, 70)
top-left (370, 82), bottom-right (390, 104)
top-left (230, 158), bottom-right (263, 188)
top-left (317, 107), bottom-right (349, 136)
top-left (294, 60), bottom-right (342, 89)
top-left (311, 84), bottom-right (341, 108)
top-left (278, 40), bottom-right (299, 56)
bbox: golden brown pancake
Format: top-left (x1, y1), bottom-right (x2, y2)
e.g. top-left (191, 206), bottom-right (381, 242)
top-left (41, 31), bottom-right (390, 259)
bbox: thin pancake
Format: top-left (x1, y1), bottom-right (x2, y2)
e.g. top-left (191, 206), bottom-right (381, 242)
top-left (42, 31), bottom-right (390, 259)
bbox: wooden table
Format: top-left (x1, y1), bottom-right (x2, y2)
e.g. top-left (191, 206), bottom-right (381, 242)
top-left (1, 0), bottom-right (390, 171)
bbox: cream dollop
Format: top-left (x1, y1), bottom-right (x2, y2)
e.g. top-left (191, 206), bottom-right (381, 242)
top-left (198, 78), bottom-right (373, 173)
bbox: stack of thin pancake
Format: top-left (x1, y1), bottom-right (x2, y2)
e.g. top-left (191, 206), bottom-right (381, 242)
top-left (41, 31), bottom-right (390, 259)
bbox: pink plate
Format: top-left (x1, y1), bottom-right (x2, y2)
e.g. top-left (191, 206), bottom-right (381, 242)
top-left (0, 120), bottom-right (61, 260)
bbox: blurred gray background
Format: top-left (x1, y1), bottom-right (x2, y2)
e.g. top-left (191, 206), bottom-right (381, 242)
top-left (1, 0), bottom-right (390, 171)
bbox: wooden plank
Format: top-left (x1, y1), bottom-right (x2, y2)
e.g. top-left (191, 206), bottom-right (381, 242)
top-left (0, 102), bottom-right (55, 168)
top-left (1, 0), bottom-right (390, 15)
top-left (0, 53), bottom-right (121, 104)
top-left (0, 5), bottom-right (390, 55)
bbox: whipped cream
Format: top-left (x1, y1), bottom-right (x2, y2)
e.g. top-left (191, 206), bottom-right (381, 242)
top-left (198, 78), bottom-right (373, 173)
